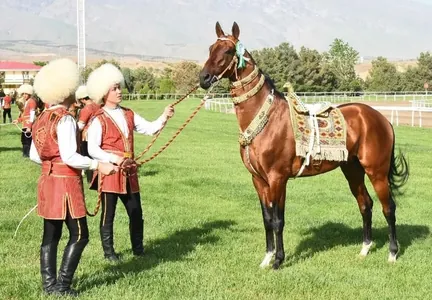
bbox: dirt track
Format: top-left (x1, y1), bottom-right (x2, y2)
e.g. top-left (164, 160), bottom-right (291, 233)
top-left (341, 101), bottom-right (432, 128)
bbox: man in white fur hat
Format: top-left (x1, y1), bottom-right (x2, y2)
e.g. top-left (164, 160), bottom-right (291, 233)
top-left (13, 83), bottom-right (37, 157)
top-left (86, 63), bottom-right (174, 261)
top-left (75, 85), bottom-right (100, 183)
top-left (29, 58), bottom-right (118, 296)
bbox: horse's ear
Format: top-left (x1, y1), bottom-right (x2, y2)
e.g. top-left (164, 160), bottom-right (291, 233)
top-left (232, 22), bottom-right (240, 39)
top-left (215, 22), bottom-right (225, 38)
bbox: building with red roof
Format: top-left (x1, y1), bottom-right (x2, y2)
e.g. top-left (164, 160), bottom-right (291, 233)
top-left (0, 61), bottom-right (42, 94)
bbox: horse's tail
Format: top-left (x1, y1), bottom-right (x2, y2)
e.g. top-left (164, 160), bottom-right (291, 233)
top-left (388, 126), bottom-right (409, 199)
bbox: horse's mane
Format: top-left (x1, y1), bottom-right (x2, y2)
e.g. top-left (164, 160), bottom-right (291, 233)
top-left (259, 70), bottom-right (286, 101)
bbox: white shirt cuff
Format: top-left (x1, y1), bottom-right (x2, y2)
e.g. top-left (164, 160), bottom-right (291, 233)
top-left (89, 160), bottom-right (99, 170)
top-left (109, 154), bottom-right (121, 164)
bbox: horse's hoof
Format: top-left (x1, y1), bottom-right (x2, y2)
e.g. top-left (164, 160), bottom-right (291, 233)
top-left (388, 252), bottom-right (397, 263)
top-left (259, 251), bottom-right (274, 268)
top-left (359, 242), bottom-right (373, 257)
top-left (272, 261), bottom-right (281, 270)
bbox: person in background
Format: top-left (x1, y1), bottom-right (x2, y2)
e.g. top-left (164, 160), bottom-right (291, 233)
top-left (13, 84), bottom-right (37, 157)
top-left (2, 92), bottom-right (12, 123)
top-left (75, 85), bottom-right (100, 183)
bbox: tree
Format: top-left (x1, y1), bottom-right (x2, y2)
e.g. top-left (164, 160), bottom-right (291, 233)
top-left (365, 57), bottom-right (402, 91)
top-left (94, 59), bottom-right (121, 69)
top-left (157, 77), bottom-right (175, 94)
top-left (251, 42), bottom-right (301, 90)
top-left (296, 47), bottom-right (338, 92)
top-left (33, 61), bottom-right (48, 67)
top-left (399, 52), bottom-right (432, 91)
top-left (325, 38), bottom-right (359, 90)
top-left (80, 66), bottom-right (93, 83)
top-left (171, 61), bottom-right (201, 93)
top-left (133, 67), bottom-right (156, 91)
top-left (121, 67), bottom-right (133, 92)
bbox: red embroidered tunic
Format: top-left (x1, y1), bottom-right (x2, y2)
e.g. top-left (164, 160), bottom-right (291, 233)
top-left (2, 96), bottom-right (11, 109)
top-left (79, 102), bottom-right (100, 141)
top-left (33, 107), bottom-right (86, 219)
top-left (90, 107), bottom-right (139, 194)
top-left (18, 97), bottom-right (37, 128)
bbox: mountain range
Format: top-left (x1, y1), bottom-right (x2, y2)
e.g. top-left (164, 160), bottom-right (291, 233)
top-left (0, 0), bottom-right (430, 62)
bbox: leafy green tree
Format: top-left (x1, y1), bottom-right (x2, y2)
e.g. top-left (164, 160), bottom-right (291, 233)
top-left (251, 42), bottom-right (301, 90)
top-left (365, 57), bottom-right (402, 91)
top-left (325, 38), bottom-right (359, 90)
top-left (33, 61), bottom-right (48, 67)
top-left (296, 47), bottom-right (338, 92)
top-left (171, 61), bottom-right (201, 93)
top-left (80, 66), bottom-right (93, 83)
top-left (399, 52), bottom-right (432, 91)
top-left (133, 67), bottom-right (156, 91)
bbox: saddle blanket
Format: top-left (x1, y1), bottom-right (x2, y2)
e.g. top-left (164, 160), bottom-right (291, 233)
top-left (287, 92), bottom-right (348, 162)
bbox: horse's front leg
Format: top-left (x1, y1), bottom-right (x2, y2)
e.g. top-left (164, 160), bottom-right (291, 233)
top-left (252, 176), bottom-right (275, 268)
top-left (270, 178), bottom-right (287, 270)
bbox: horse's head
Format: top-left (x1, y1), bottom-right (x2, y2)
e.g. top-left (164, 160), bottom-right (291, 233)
top-left (199, 21), bottom-right (250, 89)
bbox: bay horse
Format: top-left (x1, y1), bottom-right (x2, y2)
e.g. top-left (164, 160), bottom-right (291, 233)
top-left (199, 22), bottom-right (409, 269)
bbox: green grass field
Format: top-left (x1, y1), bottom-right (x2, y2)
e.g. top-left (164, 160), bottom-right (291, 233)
top-left (1, 100), bottom-right (431, 299)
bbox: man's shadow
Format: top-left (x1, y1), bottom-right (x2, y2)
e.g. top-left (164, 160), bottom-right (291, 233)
top-left (0, 146), bottom-right (21, 152)
top-left (78, 220), bottom-right (236, 291)
top-left (285, 222), bottom-right (429, 267)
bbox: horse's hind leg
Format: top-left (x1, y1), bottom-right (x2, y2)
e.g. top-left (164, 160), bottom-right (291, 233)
top-left (341, 158), bottom-right (374, 257)
top-left (252, 176), bottom-right (275, 268)
top-left (367, 174), bottom-right (398, 262)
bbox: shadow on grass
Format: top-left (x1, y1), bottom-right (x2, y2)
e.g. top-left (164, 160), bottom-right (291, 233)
top-left (79, 219), bottom-right (236, 291)
top-left (0, 146), bottom-right (22, 152)
top-left (285, 222), bottom-right (429, 267)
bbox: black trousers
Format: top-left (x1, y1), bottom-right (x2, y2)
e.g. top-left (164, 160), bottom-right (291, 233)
top-left (42, 211), bottom-right (89, 247)
top-left (40, 209), bottom-right (89, 294)
top-left (21, 130), bottom-right (32, 157)
top-left (99, 183), bottom-right (144, 256)
top-left (80, 141), bottom-right (93, 184)
top-left (3, 108), bottom-right (11, 122)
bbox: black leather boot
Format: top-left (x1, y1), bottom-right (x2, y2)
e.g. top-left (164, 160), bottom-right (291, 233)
top-left (40, 243), bottom-right (58, 294)
top-left (22, 145), bottom-right (29, 157)
top-left (85, 170), bottom-right (93, 185)
top-left (54, 239), bottom-right (88, 297)
top-left (130, 219), bottom-right (144, 256)
top-left (100, 225), bottom-right (119, 262)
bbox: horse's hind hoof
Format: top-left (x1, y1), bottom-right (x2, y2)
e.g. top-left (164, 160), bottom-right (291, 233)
top-left (272, 260), bottom-right (283, 270)
top-left (388, 252), bottom-right (397, 263)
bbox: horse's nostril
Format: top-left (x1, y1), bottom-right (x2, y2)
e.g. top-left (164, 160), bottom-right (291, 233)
top-left (204, 73), bottom-right (211, 82)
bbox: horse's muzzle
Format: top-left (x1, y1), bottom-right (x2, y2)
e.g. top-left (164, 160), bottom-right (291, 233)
top-left (199, 71), bottom-right (215, 90)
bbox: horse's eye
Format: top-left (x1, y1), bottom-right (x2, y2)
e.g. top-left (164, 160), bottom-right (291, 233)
top-left (225, 49), bottom-right (235, 55)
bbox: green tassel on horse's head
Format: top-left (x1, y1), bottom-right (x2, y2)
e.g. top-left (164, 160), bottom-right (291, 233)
top-left (235, 41), bottom-right (250, 69)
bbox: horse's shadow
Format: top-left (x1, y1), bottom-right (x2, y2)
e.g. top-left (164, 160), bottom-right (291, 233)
top-left (286, 222), bottom-right (430, 266)
top-left (78, 220), bottom-right (236, 291)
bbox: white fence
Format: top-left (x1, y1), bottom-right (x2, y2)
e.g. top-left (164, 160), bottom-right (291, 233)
top-left (204, 97), bottom-right (432, 128)
top-left (371, 100), bottom-right (432, 127)
top-left (122, 91), bottom-right (432, 103)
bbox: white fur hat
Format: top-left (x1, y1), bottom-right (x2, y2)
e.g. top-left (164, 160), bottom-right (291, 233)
top-left (17, 84), bottom-right (33, 96)
top-left (75, 85), bottom-right (88, 100)
top-left (33, 58), bottom-right (79, 105)
top-left (86, 63), bottom-right (124, 104)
